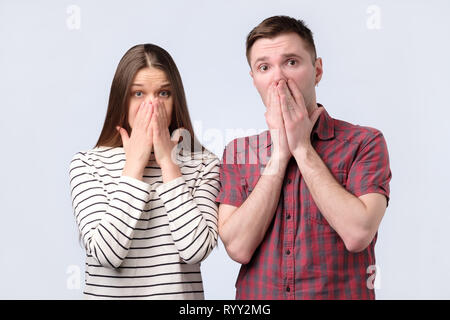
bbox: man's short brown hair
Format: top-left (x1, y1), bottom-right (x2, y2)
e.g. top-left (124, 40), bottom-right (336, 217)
top-left (246, 15), bottom-right (317, 66)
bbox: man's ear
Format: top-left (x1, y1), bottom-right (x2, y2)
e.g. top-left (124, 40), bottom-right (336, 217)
top-left (249, 70), bottom-right (255, 87)
top-left (314, 57), bottom-right (323, 85)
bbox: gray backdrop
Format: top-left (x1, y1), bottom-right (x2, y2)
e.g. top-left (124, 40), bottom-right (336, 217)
top-left (1, 0), bottom-right (449, 299)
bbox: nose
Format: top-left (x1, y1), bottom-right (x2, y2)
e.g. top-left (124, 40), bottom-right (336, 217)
top-left (145, 95), bottom-right (159, 105)
top-left (272, 66), bottom-right (287, 85)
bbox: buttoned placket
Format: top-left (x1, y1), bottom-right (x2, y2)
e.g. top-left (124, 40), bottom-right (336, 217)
top-left (283, 159), bottom-right (297, 299)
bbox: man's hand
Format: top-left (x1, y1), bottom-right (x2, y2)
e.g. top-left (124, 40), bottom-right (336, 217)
top-left (265, 81), bottom-right (291, 165)
top-left (277, 79), bottom-right (323, 156)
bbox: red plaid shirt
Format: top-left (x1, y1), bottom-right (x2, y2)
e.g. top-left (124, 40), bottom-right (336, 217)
top-left (216, 106), bottom-right (391, 300)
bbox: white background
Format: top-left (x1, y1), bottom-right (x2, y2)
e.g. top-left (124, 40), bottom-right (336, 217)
top-left (1, 0), bottom-right (449, 299)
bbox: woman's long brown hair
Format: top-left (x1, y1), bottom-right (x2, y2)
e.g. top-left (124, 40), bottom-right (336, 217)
top-left (95, 44), bottom-right (201, 152)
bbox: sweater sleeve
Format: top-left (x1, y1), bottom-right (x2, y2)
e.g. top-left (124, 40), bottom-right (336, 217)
top-left (155, 155), bottom-right (220, 264)
top-left (69, 152), bottom-right (152, 269)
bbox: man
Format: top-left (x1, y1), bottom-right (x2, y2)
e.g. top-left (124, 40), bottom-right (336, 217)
top-left (216, 15), bottom-right (392, 300)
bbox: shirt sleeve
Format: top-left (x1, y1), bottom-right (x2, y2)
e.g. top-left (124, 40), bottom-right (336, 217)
top-left (215, 139), bottom-right (246, 207)
top-left (155, 154), bottom-right (220, 264)
top-left (346, 130), bottom-right (392, 206)
top-left (69, 152), bottom-right (153, 269)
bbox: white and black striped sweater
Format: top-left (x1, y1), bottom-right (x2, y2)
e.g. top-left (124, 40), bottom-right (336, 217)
top-left (69, 146), bottom-right (220, 299)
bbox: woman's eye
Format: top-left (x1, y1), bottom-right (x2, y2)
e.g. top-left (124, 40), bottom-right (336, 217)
top-left (159, 90), bottom-right (171, 97)
top-left (259, 65), bottom-right (268, 72)
top-left (134, 91), bottom-right (143, 97)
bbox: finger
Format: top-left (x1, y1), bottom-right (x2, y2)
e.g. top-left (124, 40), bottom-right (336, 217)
top-left (287, 79), bottom-right (307, 113)
top-left (282, 80), bottom-right (297, 111)
top-left (266, 82), bottom-right (274, 109)
top-left (140, 100), bottom-right (155, 130)
top-left (277, 80), bottom-right (292, 121)
top-left (154, 101), bottom-right (163, 126)
top-left (137, 101), bottom-right (146, 116)
top-left (158, 102), bottom-right (168, 132)
top-left (133, 101), bottom-right (146, 128)
top-left (149, 102), bottom-right (157, 127)
top-left (279, 95), bottom-right (292, 124)
top-left (156, 99), bottom-right (168, 128)
top-left (143, 101), bottom-right (154, 130)
top-left (149, 113), bottom-right (157, 138)
top-left (152, 102), bottom-right (162, 136)
top-left (116, 126), bottom-right (129, 148)
top-left (138, 100), bottom-right (149, 124)
top-left (270, 82), bottom-right (280, 112)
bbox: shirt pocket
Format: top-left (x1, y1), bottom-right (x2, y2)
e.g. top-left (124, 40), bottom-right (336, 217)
top-left (306, 169), bottom-right (348, 226)
top-left (242, 165), bottom-right (263, 197)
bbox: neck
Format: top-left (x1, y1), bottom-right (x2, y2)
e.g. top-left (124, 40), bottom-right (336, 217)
top-left (305, 90), bottom-right (318, 116)
top-left (306, 99), bottom-right (319, 117)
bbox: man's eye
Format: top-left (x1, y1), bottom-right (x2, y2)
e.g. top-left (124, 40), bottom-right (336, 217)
top-left (134, 91), bottom-right (143, 97)
top-left (159, 90), bottom-right (171, 97)
top-left (287, 59), bottom-right (297, 66)
top-left (259, 65), bottom-right (268, 72)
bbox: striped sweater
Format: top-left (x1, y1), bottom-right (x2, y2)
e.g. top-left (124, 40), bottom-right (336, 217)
top-left (69, 146), bottom-right (220, 299)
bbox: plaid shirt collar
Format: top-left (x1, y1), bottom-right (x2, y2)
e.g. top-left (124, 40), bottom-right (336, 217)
top-left (312, 104), bottom-right (335, 141)
top-left (260, 104), bottom-right (335, 149)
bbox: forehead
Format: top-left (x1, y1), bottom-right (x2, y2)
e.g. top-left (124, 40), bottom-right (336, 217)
top-left (250, 32), bottom-right (310, 62)
top-left (133, 67), bottom-right (168, 85)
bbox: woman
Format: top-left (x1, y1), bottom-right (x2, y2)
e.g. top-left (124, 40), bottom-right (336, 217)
top-left (69, 44), bottom-right (220, 299)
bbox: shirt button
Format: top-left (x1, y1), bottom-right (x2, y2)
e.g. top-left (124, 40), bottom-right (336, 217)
top-left (286, 249), bottom-right (291, 255)
top-left (286, 286), bottom-right (291, 292)
top-left (287, 179), bottom-right (292, 184)
top-left (287, 214), bottom-right (291, 220)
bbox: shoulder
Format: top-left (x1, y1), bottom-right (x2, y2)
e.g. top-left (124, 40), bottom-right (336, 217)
top-left (179, 148), bottom-right (220, 171)
top-left (333, 118), bottom-right (386, 148)
top-left (69, 146), bottom-right (126, 171)
top-left (224, 130), bottom-right (270, 155)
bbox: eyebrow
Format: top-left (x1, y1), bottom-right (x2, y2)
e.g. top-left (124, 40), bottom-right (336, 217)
top-left (131, 82), bottom-right (171, 89)
top-left (252, 56), bottom-right (269, 68)
top-left (282, 53), bottom-right (303, 60)
top-left (252, 53), bottom-right (303, 68)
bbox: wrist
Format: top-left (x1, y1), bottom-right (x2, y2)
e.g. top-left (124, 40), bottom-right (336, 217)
top-left (270, 148), bottom-right (291, 166)
top-left (263, 155), bottom-right (289, 178)
top-left (122, 162), bottom-right (144, 181)
top-left (160, 160), bottom-right (181, 183)
top-left (270, 144), bottom-right (291, 163)
top-left (159, 155), bottom-right (177, 169)
top-left (293, 143), bottom-right (313, 164)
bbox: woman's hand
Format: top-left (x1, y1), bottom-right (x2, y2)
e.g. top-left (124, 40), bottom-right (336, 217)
top-left (117, 100), bottom-right (154, 181)
top-left (150, 99), bottom-right (181, 182)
